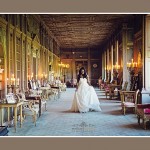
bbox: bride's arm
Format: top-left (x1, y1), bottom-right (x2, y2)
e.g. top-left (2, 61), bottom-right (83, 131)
top-left (76, 76), bottom-right (79, 91)
top-left (75, 83), bottom-right (79, 91)
top-left (87, 75), bottom-right (91, 85)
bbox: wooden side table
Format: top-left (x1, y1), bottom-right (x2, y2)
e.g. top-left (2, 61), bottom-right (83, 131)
top-left (0, 101), bottom-right (23, 132)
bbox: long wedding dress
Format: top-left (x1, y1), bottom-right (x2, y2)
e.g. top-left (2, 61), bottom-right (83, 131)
top-left (70, 78), bottom-right (101, 113)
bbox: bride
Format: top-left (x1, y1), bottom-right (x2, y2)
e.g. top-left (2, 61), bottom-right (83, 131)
top-left (70, 67), bottom-right (101, 113)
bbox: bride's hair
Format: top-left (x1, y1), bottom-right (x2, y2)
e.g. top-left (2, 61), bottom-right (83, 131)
top-left (77, 67), bottom-right (88, 83)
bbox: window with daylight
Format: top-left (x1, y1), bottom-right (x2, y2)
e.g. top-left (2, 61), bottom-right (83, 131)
top-left (16, 37), bottom-right (21, 83)
top-left (27, 43), bottom-right (31, 80)
top-left (9, 33), bottom-right (14, 76)
top-left (22, 40), bottom-right (26, 88)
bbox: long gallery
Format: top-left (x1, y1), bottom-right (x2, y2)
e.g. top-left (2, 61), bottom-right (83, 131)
top-left (0, 14), bottom-right (150, 136)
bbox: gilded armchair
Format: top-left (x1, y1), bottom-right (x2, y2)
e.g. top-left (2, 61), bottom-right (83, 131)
top-left (121, 89), bottom-right (140, 115)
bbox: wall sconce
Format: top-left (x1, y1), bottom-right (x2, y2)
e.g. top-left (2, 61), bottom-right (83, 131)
top-left (0, 68), bottom-right (4, 73)
top-left (28, 75), bottom-right (30, 80)
top-left (65, 64), bottom-right (70, 69)
top-left (41, 72), bottom-right (48, 79)
top-left (58, 62), bottom-right (63, 67)
top-left (59, 62), bottom-right (70, 69)
top-left (0, 58), bottom-right (4, 90)
top-left (0, 58), bottom-right (4, 73)
top-left (106, 65), bottom-right (111, 72)
top-left (10, 74), bottom-right (15, 85)
top-left (113, 62), bottom-right (120, 70)
top-left (113, 62), bottom-right (120, 78)
top-left (7, 74), bottom-right (20, 87)
top-left (31, 73), bottom-right (33, 78)
top-left (45, 74), bottom-right (47, 78)
top-left (127, 59), bottom-right (138, 74)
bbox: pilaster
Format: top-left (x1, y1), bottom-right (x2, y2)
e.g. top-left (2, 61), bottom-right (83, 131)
top-left (72, 52), bottom-right (76, 80)
top-left (111, 45), bottom-right (113, 82)
top-left (145, 15), bottom-right (150, 90)
top-left (122, 23), bottom-right (129, 89)
top-left (88, 48), bottom-right (91, 80)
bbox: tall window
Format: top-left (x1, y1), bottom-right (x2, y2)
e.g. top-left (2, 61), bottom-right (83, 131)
top-left (27, 43), bottom-right (31, 80)
top-left (16, 37), bottom-right (21, 84)
top-left (22, 40), bottom-right (26, 88)
top-left (10, 33), bottom-right (13, 75)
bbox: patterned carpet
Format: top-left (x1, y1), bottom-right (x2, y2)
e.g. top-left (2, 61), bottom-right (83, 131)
top-left (8, 88), bottom-right (150, 136)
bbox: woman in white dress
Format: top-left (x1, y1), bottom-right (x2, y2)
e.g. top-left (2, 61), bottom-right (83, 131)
top-left (70, 67), bottom-right (101, 113)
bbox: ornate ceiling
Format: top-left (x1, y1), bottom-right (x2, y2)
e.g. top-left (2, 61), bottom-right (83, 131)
top-left (39, 14), bottom-right (134, 48)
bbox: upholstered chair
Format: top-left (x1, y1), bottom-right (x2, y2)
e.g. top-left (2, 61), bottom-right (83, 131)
top-left (16, 93), bottom-right (39, 126)
top-left (121, 89), bottom-right (140, 115)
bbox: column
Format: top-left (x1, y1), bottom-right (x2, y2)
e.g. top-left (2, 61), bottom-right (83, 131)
top-left (51, 38), bottom-right (54, 73)
top-left (111, 45), bottom-right (113, 82)
top-left (142, 15), bottom-right (145, 89)
top-left (104, 51), bottom-right (107, 81)
top-left (107, 48), bottom-right (110, 82)
top-left (102, 51), bottom-right (105, 80)
top-left (45, 49), bottom-right (48, 78)
top-left (122, 23), bottom-right (129, 89)
top-left (31, 45), bottom-right (33, 80)
top-left (47, 50), bottom-right (50, 80)
top-left (47, 49), bottom-right (49, 77)
top-left (88, 48), bottom-right (91, 80)
top-left (25, 36), bottom-right (28, 89)
top-left (24, 15), bottom-right (28, 89)
top-left (39, 47), bottom-right (42, 79)
top-left (116, 40), bottom-right (119, 65)
top-left (2, 21), bottom-right (7, 96)
top-left (72, 52), bottom-right (76, 81)
top-left (6, 16), bottom-right (10, 93)
top-left (21, 33), bottom-right (24, 91)
top-left (13, 26), bottom-right (17, 87)
top-left (35, 48), bottom-right (38, 80)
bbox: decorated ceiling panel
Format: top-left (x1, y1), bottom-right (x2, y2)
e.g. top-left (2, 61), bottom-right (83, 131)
top-left (40, 14), bottom-right (134, 48)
